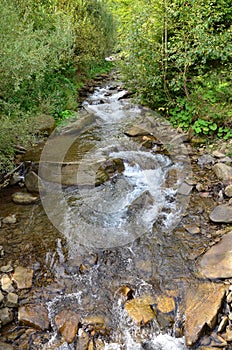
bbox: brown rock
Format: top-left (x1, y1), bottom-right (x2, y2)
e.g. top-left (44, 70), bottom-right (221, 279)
top-left (55, 309), bottom-right (79, 344)
top-left (183, 224), bottom-right (201, 234)
top-left (125, 295), bottom-right (156, 325)
top-left (184, 282), bottom-right (226, 346)
top-left (88, 340), bottom-right (94, 350)
top-left (82, 315), bottom-right (108, 336)
top-left (198, 230), bottom-right (232, 279)
top-left (1, 274), bottom-right (14, 293)
top-left (13, 266), bottom-right (33, 289)
top-left (156, 295), bottom-right (175, 314)
top-left (0, 307), bottom-right (14, 326)
top-left (6, 292), bottom-right (18, 307)
top-left (18, 304), bottom-right (50, 330)
top-left (75, 330), bottom-right (89, 350)
top-left (124, 126), bottom-right (151, 137)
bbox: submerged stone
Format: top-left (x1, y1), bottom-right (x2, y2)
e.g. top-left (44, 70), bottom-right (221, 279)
top-left (125, 295), bottom-right (156, 325)
top-left (12, 192), bottom-right (38, 205)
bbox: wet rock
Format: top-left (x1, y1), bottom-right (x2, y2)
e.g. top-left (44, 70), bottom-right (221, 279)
top-left (55, 309), bottom-right (80, 344)
top-left (12, 266), bottom-right (34, 289)
top-left (177, 182), bottom-right (193, 196)
top-left (0, 307), bottom-right (14, 326)
top-left (124, 125), bottom-right (152, 137)
top-left (217, 315), bottom-right (228, 333)
top-left (99, 158), bottom-right (125, 176)
top-left (25, 171), bottom-right (44, 193)
top-left (82, 315), bottom-right (108, 336)
top-left (75, 330), bottom-right (89, 350)
top-left (12, 191), bottom-right (38, 205)
top-left (209, 205), bottom-right (232, 223)
top-left (212, 163), bottom-right (232, 182)
top-left (127, 190), bottom-right (153, 214)
top-left (125, 295), bottom-right (156, 325)
top-left (0, 342), bottom-right (14, 350)
top-left (198, 230), bottom-right (232, 279)
top-left (156, 295), bottom-right (175, 314)
top-left (88, 340), bottom-right (94, 350)
top-left (117, 285), bottom-right (134, 300)
top-left (198, 154), bottom-right (215, 168)
top-left (2, 214), bottom-right (17, 224)
top-left (1, 274), bottom-right (14, 293)
top-left (95, 169), bottom-right (109, 186)
top-left (184, 282), bottom-right (226, 346)
top-left (18, 304), bottom-right (50, 330)
top-left (225, 185), bottom-right (232, 197)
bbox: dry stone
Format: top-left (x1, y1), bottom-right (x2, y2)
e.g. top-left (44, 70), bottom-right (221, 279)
top-left (225, 185), bottom-right (232, 197)
top-left (212, 163), bottom-right (232, 182)
top-left (209, 205), bottom-right (232, 223)
top-left (25, 171), bottom-right (45, 193)
top-left (1, 274), bottom-right (14, 293)
top-left (184, 282), bottom-right (226, 346)
top-left (6, 293), bottom-right (18, 307)
top-left (2, 215), bottom-right (16, 224)
top-left (18, 304), bottom-right (50, 330)
top-left (13, 266), bottom-right (33, 289)
top-left (198, 230), bottom-right (232, 279)
top-left (0, 307), bottom-right (14, 326)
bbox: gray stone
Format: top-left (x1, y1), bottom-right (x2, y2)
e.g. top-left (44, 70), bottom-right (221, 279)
top-left (12, 266), bottom-right (33, 289)
top-left (0, 307), bottom-right (14, 326)
top-left (6, 293), bottom-right (18, 307)
top-left (177, 182), bottom-right (193, 196)
top-left (2, 215), bottom-right (16, 224)
top-left (25, 171), bottom-right (44, 193)
top-left (198, 230), bottom-right (232, 279)
top-left (198, 154), bottom-right (215, 168)
top-left (12, 192), bottom-right (38, 205)
top-left (209, 205), bottom-right (232, 223)
top-left (212, 163), bottom-right (232, 182)
top-left (225, 185), bottom-right (232, 197)
top-left (18, 304), bottom-right (50, 330)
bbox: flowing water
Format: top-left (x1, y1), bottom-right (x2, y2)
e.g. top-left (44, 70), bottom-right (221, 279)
top-left (0, 78), bottom-right (209, 349)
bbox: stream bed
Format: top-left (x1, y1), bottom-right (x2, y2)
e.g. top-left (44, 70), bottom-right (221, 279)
top-left (0, 75), bottom-right (227, 350)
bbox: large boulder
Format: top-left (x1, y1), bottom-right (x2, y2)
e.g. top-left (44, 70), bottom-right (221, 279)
top-left (184, 282), bottom-right (227, 347)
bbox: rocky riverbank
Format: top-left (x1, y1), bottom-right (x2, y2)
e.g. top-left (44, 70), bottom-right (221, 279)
top-left (0, 74), bottom-right (232, 349)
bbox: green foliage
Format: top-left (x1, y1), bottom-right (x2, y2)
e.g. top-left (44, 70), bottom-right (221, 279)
top-left (109, 0), bottom-right (232, 139)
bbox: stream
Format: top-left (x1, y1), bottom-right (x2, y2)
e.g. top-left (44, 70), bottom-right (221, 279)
top-left (0, 76), bottom-right (220, 349)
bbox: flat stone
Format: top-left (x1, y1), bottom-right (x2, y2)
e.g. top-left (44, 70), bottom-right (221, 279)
top-left (177, 182), bottom-right (193, 196)
top-left (183, 224), bottom-right (201, 234)
top-left (2, 215), bottom-right (17, 224)
top-left (212, 150), bottom-right (225, 158)
top-left (18, 304), bottom-right (50, 330)
top-left (225, 185), bottom-right (232, 197)
top-left (25, 171), bottom-right (45, 193)
top-left (124, 126), bottom-right (152, 137)
top-left (125, 295), bottom-right (156, 325)
top-left (184, 282), bottom-right (227, 346)
top-left (55, 309), bottom-right (79, 344)
top-left (6, 293), bottom-right (18, 307)
top-left (198, 230), bottom-right (232, 279)
top-left (0, 307), bottom-right (14, 326)
top-left (13, 266), bottom-right (33, 289)
top-left (156, 295), bottom-right (175, 314)
top-left (12, 192), bottom-right (38, 205)
top-left (209, 205), bottom-right (232, 223)
top-left (212, 163), bottom-right (232, 182)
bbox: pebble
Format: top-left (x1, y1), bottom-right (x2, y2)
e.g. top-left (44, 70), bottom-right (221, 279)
top-left (12, 192), bottom-right (38, 205)
top-left (2, 215), bottom-right (17, 224)
top-left (225, 185), bottom-right (232, 197)
top-left (1, 274), bottom-right (15, 293)
top-left (0, 307), bottom-right (14, 326)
